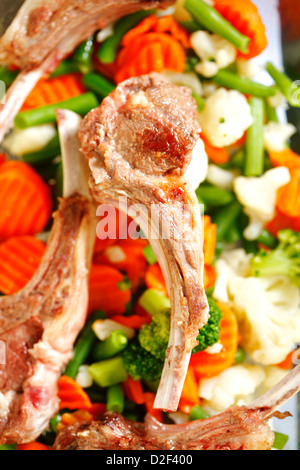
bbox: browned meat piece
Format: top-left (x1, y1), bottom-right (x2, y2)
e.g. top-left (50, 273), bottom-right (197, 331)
top-left (0, 0), bottom-right (173, 142)
top-left (79, 74), bottom-right (209, 412)
top-left (0, 110), bottom-right (96, 444)
top-left (53, 363), bottom-right (300, 450)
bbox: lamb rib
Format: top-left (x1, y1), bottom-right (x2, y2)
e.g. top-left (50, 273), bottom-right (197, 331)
top-left (52, 363), bottom-right (300, 450)
top-left (79, 74), bottom-right (209, 412)
top-left (0, 109), bottom-right (96, 444)
top-left (0, 0), bottom-right (173, 143)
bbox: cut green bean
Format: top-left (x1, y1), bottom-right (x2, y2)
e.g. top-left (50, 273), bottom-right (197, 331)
top-left (234, 347), bottom-right (246, 364)
top-left (0, 66), bottom-right (18, 88)
top-left (213, 69), bottom-right (277, 98)
top-left (196, 185), bottom-right (234, 207)
top-left (22, 133), bottom-right (61, 166)
top-left (185, 0), bottom-right (250, 53)
top-left (64, 311), bottom-right (106, 379)
top-left (88, 356), bottom-right (128, 388)
top-left (15, 92), bottom-right (99, 128)
top-left (192, 93), bottom-right (206, 112)
top-left (189, 405), bottom-right (210, 421)
top-left (212, 200), bottom-right (242, 242)
top-left (266, 61), bottom-right (300, 108)
top-left (143, 244), bottom-right (157, 265)
top-left (0, 444), bottom-right (17, 450)
top-left (265, 99), bottom-right (279, 123)
top-left (256, 229), bottom-right (278, 249)
top-left (50, 59), bottom-right (81, 78)
top-left (98, 10), bottom-right (156, 64)
top-left (272, 432), bottom-right (289, 450)
top-left (92, 330), bottom-right (128, 361)
top-left (83, 72), bottom-right (115, 99)
top-left (139, 289), bottom-right (171, 316)
top-left (244, 97), bottom-right (265, 176)
top-left (73, 36), bottom-right (95, 73)
top-left (107, 384), bottom-right (125, 413)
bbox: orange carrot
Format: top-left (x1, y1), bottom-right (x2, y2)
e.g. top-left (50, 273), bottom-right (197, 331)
top-left (201, 135), bottom-right (230, 164)
top-left (213, 0), bottom-right (268, 59)
top-left (21, 73), bottom-right (86, 111)
top-left (121, 15), bottom-right (160, 45)
top-left (88, 264), bottom-right (132, 316)
top-left (94, 208), bottom-right (134, 254)
top-left (17, 441), bottom-right (49, 450)
top-left (277, 349), bottom-right (299, 370)
top-left (203, 215), bottom-right (217, 265)
top-left (122, 376), bottom-right (145, 405)
top-left (0, 236), bottom-right (46, 295)
top-left (276, 168), bottom-right (300, 218)
top-left (57, 375), bottom-right (92, 411)
top-left (111, 313), bottom-right (151, 330)
top-left (115, 32), bottom-right (186, 84)
top-left (57, 409), bottom-right (94, 431)
top-left (0, 161), bottom-right (52, 241)
top-left (269, 148), bottom-right (300, 171)
top-left (190, 302), bottom-right (239, 379)
top-left (179, 366), bottom-right (200, 408)
top-left (143, 392), bottom-right (163, 422)
top-left (203, 264), bottom-right (217, 290)
top-left (145, 263), bottom-right (168, 296)
top-left (0, 152), bottom-right (7, 167)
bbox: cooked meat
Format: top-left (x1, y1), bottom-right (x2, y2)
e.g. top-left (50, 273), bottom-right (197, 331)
top-left (0, 110), bottom-right (96, 444)
top-left (53, 363), bottom-right (300, 450)
top-left (79, 74), bottom-right (209, 412)
top-left (0, 0), bottom-right (173, 142)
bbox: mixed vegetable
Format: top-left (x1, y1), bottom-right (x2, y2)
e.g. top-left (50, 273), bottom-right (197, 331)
top-left (0, 0), bottom-right (299, 451)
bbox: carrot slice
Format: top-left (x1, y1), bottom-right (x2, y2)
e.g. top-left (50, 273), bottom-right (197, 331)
top-left (57, 375), bottom-right (92, 411)
top-left (203, 215), bottom-right (217, 265)
top-left (145, 263), bottom-right (168, 296)
top-left (21, 73), bottom-right (86, 111)
top-left (179, 366), bottom-right (200, 407)
top-left (17, 441), bottom-right (49, 450)
top-left (266, 209), bottom-right (300, 236)
top-left (88, 264), bottom-right (132, 316)
top-left (203, 264), bottom-right (217, 290)
top-left (0, 161), bottom-right (52, 241)
top-left (111, 313), bottom-right (151, 330)
top-left (201, 134), bottom-right (230, 165)
top-left (190, 302), bottom-right (239, 378)
top-left (213, 0), bottom-right (268, 59)
top-left (0, 236), bottom-right (46, 295)
top-left (276, 168), bottom-right (300, 218)
top-left (269, 148), bottom-right (300, 172)
top-left (143, 392), bottom-right (163, 422)
top-left (276, 349), bottom-right (299, 370)
top-left (122, 376), bottom-right (145, 405)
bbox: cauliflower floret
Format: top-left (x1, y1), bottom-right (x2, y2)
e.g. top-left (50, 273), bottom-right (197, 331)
top-left (263, 121), bottom-right (297, 152)
top-left (161, 71), bottom-right (203, 96)
top-left (3, 124), bottom-right (57, 157)
top-left (198, 88), bottom-right (253, 148)
top-left (213, 249), bottom-right (300, 365)
top-left (233, 167), bottom-right (291, 240)
top-left (199, 364), bottom-right (266, 413)
top-left (206, 164), bottom-right (239, 191)
top-left (185, 138), bottom-right (208, 190)
top-left (257, 366), bottom-right (288, 396)
top-left (236, 58), bottom-right (263, 79)
top-left (174, 0), bottom-right (192, 22)
top-left (191, 31), bottom-right (237, 78)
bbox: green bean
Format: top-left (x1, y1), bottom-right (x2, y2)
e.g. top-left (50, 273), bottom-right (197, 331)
top-left (88, 356), bottom-right (128, 388)
top-left (0, 444), bottom-right (17, 450)
top-left (22, 133), bottom-right (61, 166)
top-left (98, 10), bottom-right (156, 64)
top-left (196, 185), bottom-right (234, 207)
top-left (224, 220), bottom-right (241, 244)
top-left (50, 59), bottom-right (81, 78)
top-left (143, 244), bottom-right (157, 265)
top-left (272, 432), bottom-right (289, 450)
top-left (212, 200), bottom-right (242, 242)
top-left (213, 69), bottom-right (277, 98)
top-left (0, 67), bottom-right (18, 88)
top-left (256, 229), bottom-right (278, 249)
top-left (192, 92), bottom-right (206, 112)
top-left (234, 347), bottom-right (246, 364)
top-left (266, 61), bottom-right (300, 108)
top-left (244, 97), bottom-right (265, 176)
top-left (189, 405), bottom-right (210, 421)
top-left (185, 0), bottom-right (250, 53)
top-left (92, 330), bottom-right (128, 361)
top-left (83, 72), bottom-right (115, 100)
top-left (107, 384), bottom-right (125, 413)
top-left (179, 19), bottom-right (203, 33)
top-left (64, 311), bottom-right (106, 379)
top-left (15, 92), bottom-right (99, 128)
top-left (265, 99), bottom-right (279, 123)
top-left (139, 289), bottom-right (171, 316)
top-left (73, 36), bottom-right (95, 73)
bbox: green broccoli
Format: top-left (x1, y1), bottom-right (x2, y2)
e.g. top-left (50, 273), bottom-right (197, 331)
top-left (250, 229), bottom-right (300, 286)
top-left (138, 309), bottom-right (170, 361)
top-left (122, 339), bottom-right (164, 382)
top-left (192, 298), bottom-right (223, 354)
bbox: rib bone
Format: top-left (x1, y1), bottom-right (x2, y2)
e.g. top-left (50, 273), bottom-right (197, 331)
top-left (79, 74), bottom-right (209, 412)
top-left (0, 109), bottom-right (96, 444)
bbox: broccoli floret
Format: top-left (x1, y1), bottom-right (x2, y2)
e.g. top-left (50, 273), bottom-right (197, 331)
top-left (122, 340), bottom-right (164, 382)
top-left (192, 298), bottom-right (223, 354)
top-left (250, 229), bottom-right (300, 286)
top-left (138, 309), bottom-right (170, 361)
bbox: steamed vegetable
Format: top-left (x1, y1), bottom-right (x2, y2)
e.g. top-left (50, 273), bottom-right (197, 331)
top-left (192, 298), bottom-right (222, 354)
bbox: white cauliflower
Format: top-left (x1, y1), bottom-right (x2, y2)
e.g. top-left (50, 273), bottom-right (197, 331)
top-left (191, 31), bottom-right (237, 78)
top-left (3, 124), bottom-right (56, 157)
top-left (198, 88), bottom-right (253, 148)
top-left (233, 167), bottom-right (291, 240)
top-left (206, 164), bottom-right (239, 191)
top-left (236, 58), bottom-right (263, 79)
top-left (185, 138), bottom-right (208, 190)
top-left (213, 249), bottom-right (300, 366)
top-left (161, 71), bottom-right (203, 96)
top-left (199, 364), bottom-right (266, 413)
top-left (263, 121), bottom-right (297, 152)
